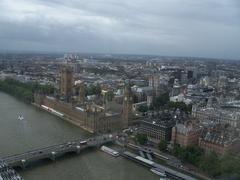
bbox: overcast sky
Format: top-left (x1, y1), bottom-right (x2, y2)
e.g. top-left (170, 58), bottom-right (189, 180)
top-left (0, 0), bottom-right (239, 59)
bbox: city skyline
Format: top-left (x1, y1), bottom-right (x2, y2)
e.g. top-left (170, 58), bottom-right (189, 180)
top-left (1, 49), bottom-right (240, 179)
top-left (1, 1), bottom-right (240, 179)
top-left (0, 0), bottom-right (240, 60)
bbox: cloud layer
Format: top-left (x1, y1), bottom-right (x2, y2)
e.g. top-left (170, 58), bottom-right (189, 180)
top-left (0, 0), bottom-right (240, 59)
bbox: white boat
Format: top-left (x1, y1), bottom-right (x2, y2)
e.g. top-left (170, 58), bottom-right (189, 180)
top-left (150, 168), bottom-right (166, 177)
top-left (100, 146), bottom-right (119, 157)
top-left (18, 115), bottom-right (24, 121)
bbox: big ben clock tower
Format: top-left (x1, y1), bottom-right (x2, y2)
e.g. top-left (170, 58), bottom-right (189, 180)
top-left (122, 82), bottom-right (133, 128)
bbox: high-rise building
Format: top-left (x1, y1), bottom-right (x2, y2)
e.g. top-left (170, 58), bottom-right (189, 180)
top-left (149, 74), bottom-right (160, 89)
top-left (149, 73), bottom-right (164, 97)
top-left (60, 65), bottom-right (73, 100)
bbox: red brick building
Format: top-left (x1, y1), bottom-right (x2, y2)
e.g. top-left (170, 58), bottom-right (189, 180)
top-left (171, 121), bottom-right (202, 147)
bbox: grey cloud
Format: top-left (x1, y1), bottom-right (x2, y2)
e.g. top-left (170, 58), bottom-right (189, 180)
top-left (0, 0), bottom-right (239, 59)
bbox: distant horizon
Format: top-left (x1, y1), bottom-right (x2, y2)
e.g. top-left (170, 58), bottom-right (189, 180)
top-left (0, 49), bottom-right (239, 61)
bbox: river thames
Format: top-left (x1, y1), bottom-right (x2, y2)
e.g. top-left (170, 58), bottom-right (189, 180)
top-left (0, 92), bottom-right (158, 180)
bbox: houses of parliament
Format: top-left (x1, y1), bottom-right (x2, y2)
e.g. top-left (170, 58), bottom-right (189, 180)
top-left (34, 65), bottom-right (135, 133)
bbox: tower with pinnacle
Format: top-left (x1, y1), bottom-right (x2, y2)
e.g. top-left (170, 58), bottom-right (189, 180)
top-left (122, 81), bottom-right (133, 128)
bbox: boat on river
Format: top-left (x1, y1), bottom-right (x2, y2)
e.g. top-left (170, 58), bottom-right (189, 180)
top-left (100, 146), bottom-right (119, 157)
top-left (18, 115), bottom-right (24, 121)
top-left (150, 167), bottom-right (166, 177)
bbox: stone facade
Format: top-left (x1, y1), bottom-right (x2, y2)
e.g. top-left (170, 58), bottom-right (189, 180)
top-left (198, 124), bottom-right (240, 155)
top-left (198, 138), bottom-right (240, 155)
top-left (34, 94), bottom-right (122, 133)
top-left (192, 106), bottom-right (240, 128)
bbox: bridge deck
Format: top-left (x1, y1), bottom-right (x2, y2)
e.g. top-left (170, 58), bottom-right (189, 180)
top-left (1, 135), bottom-right (113, 168)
